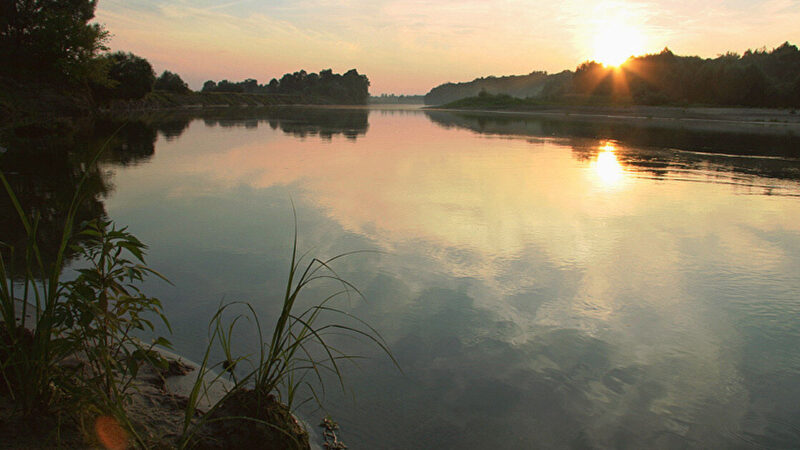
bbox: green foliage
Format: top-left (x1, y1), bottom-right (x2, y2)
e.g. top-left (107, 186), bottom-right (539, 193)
top-left (201, 68), bottom-right (371, 104)
top-left (1, 151), bottom-right (170, 446)
top-left (178, 215), bottom-right (397, 448)
top-left (441, 92), bottom-right (528, 109)
top-left (2, 134), bottom-right (394, 445)
top-left (154, 70), bottom-right (191, 93)
top-left (574, 43), bottom-right (800, 107)
top-left (59, 219), bottom-right (171, 412)
top-left (248, 227), bottom-right (396, 408)
top-left (1, 132), bottom-right (392, 446)
top-left (0, 155), bottom-right (92, 416)
top-left (572, 61), bottom-right (613, 97)
top-left (202, 79), bottom-right (244, 93)
top-left (93, 51), bottom-right (156, 101)
top-left (202, 80), bottom-right (218, 92)
top-left (426, 42), bottom-right (800, 108)
top-left (0, 0), bottom-right (109, 82)
top-left (425, 71), bottom-right (549, 105)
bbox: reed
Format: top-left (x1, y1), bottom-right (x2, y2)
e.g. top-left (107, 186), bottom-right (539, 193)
top-left (0, 161), bottom-right (89, 416)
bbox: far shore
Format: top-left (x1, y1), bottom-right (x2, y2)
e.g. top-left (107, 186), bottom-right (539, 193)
top-left (425, 103), bottom-right (800, 131)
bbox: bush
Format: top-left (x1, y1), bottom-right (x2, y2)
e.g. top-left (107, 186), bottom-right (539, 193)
top-left (155, 71), bottom-right (191, 93)
top-left (1, 156), bottom-right (170, 447)
top-left (92, 52), bottom-right (155, 101)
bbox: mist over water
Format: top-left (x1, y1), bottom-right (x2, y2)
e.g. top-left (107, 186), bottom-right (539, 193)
top-left (4, 106), bottom-right (799, 448)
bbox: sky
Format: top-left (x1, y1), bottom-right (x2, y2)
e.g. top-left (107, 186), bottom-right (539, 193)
top-left (94, 0), bottom-right (800, 94)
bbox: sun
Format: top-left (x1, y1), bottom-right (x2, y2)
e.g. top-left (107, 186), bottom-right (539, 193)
top-left (592, 20), bottom-right (646, 67)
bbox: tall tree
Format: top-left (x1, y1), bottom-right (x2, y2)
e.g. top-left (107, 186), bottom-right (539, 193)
top-left (154, 70), bottom-right (190, 93)
top-left (92, 51), bottom-right (155, 100)
top-left (0, 0), bottom-right (108, 81)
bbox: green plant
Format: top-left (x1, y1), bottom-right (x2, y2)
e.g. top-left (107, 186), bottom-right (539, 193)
top-left (58, 218), bottom-right (172, 436)
top-left (251, 232), bottom-right (396, 410)
top-left (177, 216), bottom-right (398, 449)
top-left (0, 168), bottom-right (85, 416)
top-left (1, 136), bottom-right (172, 447)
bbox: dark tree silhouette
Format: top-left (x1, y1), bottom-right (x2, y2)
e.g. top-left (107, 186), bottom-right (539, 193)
top-left (425, 42), bottom-right (800, 108)
top-left (201, 69), bottom-right (371, 104)
top-left (154, 70), bottom-right (190, 93)
top-left (424, 71), bottom-right (549, 105)
top-left (576, 43), bottom-right (800, 107)
top-left (0, 0), bottom-right (108, 81)
top-left (202, 80), bottom-right (217, 92)
top-left (92, 51), bottom-right (155, 101)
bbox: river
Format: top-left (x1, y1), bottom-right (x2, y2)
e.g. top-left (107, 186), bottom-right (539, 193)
top-left (2, 105), bottom-right (799, 448)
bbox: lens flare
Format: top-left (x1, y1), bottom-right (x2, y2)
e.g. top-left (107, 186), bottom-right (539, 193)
top-left (95, 415), bottom-right (129, 450)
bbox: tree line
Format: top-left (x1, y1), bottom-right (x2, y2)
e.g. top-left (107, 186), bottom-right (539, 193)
top-left (201, 69), bottom-right (370, 105)
top-left (425, 43), bottom-right (800, 108)
top-left (0, 1), bottom-right (189, 103)
top-left (369, 94), bottom-right (425, 104)
top-left (561, 43), bottom-right (800, 107)
top-left (425, 71), bottom-right (549, 105)
top-left (0, 1), bottom-right (370, 115)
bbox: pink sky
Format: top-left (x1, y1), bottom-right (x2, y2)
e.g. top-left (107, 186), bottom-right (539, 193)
top-left (95, 0), bottom-right (800, 94)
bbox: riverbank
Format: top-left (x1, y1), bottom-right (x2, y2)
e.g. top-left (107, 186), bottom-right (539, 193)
top-left (428, 97), bottom-right (800, 128)
top-left (425, 103), bottom-right (800, 154)
top-left (0, 80), bottom-right (361, 126)
top-left (0, 348), bottom-right (318, 449)
top-left (102, 91), bottom-right (300, 112)
top-left (0, 77), bottom-right (95, 124)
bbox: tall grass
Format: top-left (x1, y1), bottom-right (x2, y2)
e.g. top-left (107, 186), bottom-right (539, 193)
top-left (178, 213), bottom-right (398, 448)
top-left (1, 141), bottom-right (172, 447)
top-left (0, 161), bottom-right (89, 415)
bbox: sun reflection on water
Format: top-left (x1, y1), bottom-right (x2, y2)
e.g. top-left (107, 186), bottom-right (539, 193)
top-left (592, 143), bottom-right (625, 187)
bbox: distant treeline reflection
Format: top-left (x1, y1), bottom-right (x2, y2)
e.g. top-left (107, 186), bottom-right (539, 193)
top-left (0, 107), bottom-right (369, 276)
top-left (199, 107), bottom-right (369, 140)
top-left (0, 121), bottom-right (128, 277)
top-left (425, 111), bottom-right (800, 183)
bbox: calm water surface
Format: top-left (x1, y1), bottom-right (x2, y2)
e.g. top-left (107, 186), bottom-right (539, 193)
top-left (5, 106), bottom-right (800, 448)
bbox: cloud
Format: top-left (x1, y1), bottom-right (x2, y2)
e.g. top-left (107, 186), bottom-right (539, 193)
top-left (95, 0), bottom-right (800, 93)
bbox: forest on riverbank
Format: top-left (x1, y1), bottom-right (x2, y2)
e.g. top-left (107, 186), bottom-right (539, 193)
top-left (200, 69), bottom-right (369, 105)
top-left (0, 1), bottom-right (370, 122)
top-left (425, 43), bottom-right (800, 108)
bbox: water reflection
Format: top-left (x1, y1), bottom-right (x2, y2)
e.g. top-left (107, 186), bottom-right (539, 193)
top-left (428, 110), bottom-right (800, 198)
top-left (592, 142), bottom-right (626, 188)
top-left (200, 107), bottom-right (369, 140)
top-left (0, 107), bottom-right (376, 280)
top-left (425, 109), bottom-right (800, 162)
top-left (125, 109), bottom-right (794, 448)
top-left (3, 107), bottom-right (799, 448)
top-left (0, 120), bottom-right (130, 275)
